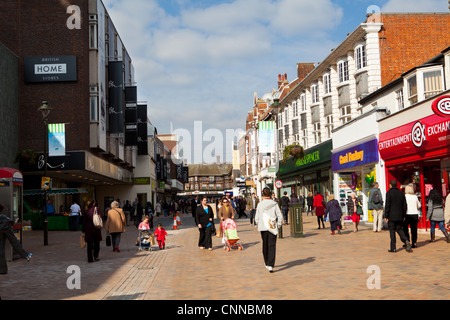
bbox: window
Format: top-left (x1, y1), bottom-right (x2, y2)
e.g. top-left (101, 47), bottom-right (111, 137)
top-left (338, 60), bottom-right (349, 83)
top-left (423, 70), bottom-right (443, 99)
top-left (292, 101), bottom-right (298, 117)
top-left (407, 75), bottom-right (418, 105)
top-left (325, 115), bottom-right (333, 139)
top-left (355, 44), bottom-right (367, 70)
top-left (284, 108), bottom-right (289, 123)
top-left (313, 122), bottom-right (321, 144)
top-left (278, 113), bottom-right (283, 127)
top-left (323, 73), bottom-right (331, 95)
top-left (300, 93), bottom-right (307, 111)
top-left (396, 89), bottom-right (404, 110)
top-left (302, 129), bottom-right (308, 149)
top-left (284, 125), bottom-right (290, 141)
top-left (90, 96), bottom-right (98, 122)
top-left (311, 84), bottom-right (319, 104)
top-left (339, 105), bottom-right (352, 124)
top-left (89, 24), bottom-right (98, 49)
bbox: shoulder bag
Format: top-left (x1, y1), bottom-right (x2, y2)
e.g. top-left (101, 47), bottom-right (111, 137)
top-left (93, 207), bottom-right (103, 229)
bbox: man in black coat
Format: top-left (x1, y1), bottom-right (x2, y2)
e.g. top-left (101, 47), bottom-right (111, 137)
top-left (384, 180), bottom-right (412, 253)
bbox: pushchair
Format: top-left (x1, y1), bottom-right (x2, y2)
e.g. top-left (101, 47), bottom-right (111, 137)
top-left (222, 218), bottom-right (243, 251)
top-left (138, 230), bottom-right (153, 251)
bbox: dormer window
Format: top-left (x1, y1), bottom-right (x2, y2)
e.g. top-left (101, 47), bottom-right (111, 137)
top-left (405, 67), bottom-right (444, 106)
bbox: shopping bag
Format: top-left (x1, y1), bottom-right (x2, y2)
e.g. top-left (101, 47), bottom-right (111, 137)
top-left (80, 234), bottom-right (86, 248)
top-left (150, 234), bottom-right (156, 246)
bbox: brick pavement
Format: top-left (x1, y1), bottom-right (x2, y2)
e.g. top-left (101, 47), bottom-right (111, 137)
top-left (1, 212), bottom-right (450, 300)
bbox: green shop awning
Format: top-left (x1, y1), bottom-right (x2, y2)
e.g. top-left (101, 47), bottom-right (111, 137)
top-left (24, 188), bottom-right (88, 196)
top-left (278, 140), bottom-right (332, 179)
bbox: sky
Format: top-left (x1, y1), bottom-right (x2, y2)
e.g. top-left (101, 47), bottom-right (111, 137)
top-left (102, 0), bottom-right (449, 164)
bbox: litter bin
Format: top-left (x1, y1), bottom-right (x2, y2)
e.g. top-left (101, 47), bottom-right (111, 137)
top-left (289, 203), bottom-right (303, 238)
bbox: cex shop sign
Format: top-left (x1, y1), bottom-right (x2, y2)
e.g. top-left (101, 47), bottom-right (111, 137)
top-left (379, 97), bottom-right (450, 160)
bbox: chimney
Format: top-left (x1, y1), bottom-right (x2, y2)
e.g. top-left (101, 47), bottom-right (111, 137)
top-left (297, 63), bottom-right (315, 82)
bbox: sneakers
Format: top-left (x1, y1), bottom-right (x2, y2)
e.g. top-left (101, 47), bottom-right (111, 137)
top-left (265, 265), bottom-right (274, 273)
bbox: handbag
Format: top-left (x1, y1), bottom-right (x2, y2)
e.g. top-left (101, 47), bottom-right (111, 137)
top-left (263, 212), bottom-right (278, 235)
top-left (356, 205), bottom-right (363, 216)
top-left (106, 234), bottom-right (111, 246)
top-left (93, 207), bottom-right (103, 229)
top-left (210, 222), bottom-right (216, 236)
top-left (80, 234), bottom-right (86, 248)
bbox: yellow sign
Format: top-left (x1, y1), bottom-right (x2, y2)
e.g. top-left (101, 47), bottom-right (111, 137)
top-left (41, 177), bottom-right (51, 190)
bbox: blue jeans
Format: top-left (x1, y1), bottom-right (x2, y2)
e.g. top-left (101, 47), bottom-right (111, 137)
top-left (430, 221), bottom-right (446, 233)
top-left (282, 207), bottom-right (289, 223)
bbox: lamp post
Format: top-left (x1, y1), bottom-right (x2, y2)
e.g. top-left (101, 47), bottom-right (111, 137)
top-left (270, 97), bottom-right (283, 238)
top-left (38, 101), bottom-right (52, 246)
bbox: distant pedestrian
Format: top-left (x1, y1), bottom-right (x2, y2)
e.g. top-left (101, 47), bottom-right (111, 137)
top-left (154, 223), bottom-right (168, 250)
top-left (325, 194), bottom-right (342, 235)
top-left (306, 192), bottom-right (313, 215)
top-left (347, 192), bottom-right (362, 232)
top-left (106, 201), bottom-right (126, 252)
top-left (255, 187), bottom-right (282, 273)
top-left (403, 185), bottom-right (421, 248)
top-left (290, 193), bottom-right (299, 204)
top-left (385, 180), bottom-right (412, 253)
top-left (299, 193), bottom-right (305, 212)
top-left (145, 202), bottom-right (154, 230)
top-left (246, 193), bottom-right (259, 226)
top-left (196, 196), bottom-right (214, 251)
top-left (82, 200), bottom-right (102, 263)
top-left (313, 191), bottom-right (325, 229)
top-left (123, 200), bottom-right (132, 226)
top-left (0, 203), bottom-right (32, 275)
top-left (280, 191), bottom-right (290, 225)
top-left (69, 200), bottom-right (81, 231)
top-left (427, 189), bottom-right (450, 243)
top-left (368, 182), bottom-right (384, 233)
top-left (155, 201), bottom-right (162, 217)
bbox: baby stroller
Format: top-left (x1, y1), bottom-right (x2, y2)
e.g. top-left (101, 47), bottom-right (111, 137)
top-left (222, 218), bottom-right (243, 251)
top-left (138, 230), bottom-right (153, 251)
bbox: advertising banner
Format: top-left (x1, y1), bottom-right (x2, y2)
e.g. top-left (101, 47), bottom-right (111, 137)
top-left (108, 61), bottom-right (124, 134)
top-left (48, 123), bottom-right (66, 157)
top-left (258, 121), bottom-right (275, 153)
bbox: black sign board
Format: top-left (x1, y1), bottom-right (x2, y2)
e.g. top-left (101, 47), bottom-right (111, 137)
top-left (24, 56), bottom-right (77, 83)
top-left (108, 61), bottom-right (124, 134)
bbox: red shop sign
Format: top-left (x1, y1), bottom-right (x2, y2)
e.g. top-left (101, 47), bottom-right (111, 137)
top-left (379, 114), bottom-right (450, 160)
top-left (432, 95), bottom-right (450, 117)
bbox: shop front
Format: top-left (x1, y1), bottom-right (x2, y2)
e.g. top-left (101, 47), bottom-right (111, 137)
top-left (278, 140), bottom-right (333, 199)
top-left (378, 93), bottom-right (450, 229)
top-left (332, 137), bottom-right (380, 221)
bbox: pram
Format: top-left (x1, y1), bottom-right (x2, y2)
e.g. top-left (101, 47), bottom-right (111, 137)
top-left (138, 230), bottom-right (153, 251)
top-left (222, 218), bottom-right (243, 251)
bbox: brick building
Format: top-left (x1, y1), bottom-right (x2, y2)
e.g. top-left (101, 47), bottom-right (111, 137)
top-left (0, 0), bottom-right (144, 214)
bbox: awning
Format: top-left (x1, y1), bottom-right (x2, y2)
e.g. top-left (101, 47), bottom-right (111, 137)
top-left (23, 188), bottom-right (88, 196)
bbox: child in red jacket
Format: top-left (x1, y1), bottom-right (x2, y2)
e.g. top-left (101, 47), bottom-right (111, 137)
top-left (154, 223), bottom-right (168, 250)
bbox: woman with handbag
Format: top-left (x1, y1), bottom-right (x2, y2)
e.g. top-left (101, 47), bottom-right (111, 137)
top-left (255, 187), bottom-right (282, 273)
top-left (82, 200), bottom-right (103, 262)
top-left (106, 201), bottom-right (126, 252)
top-left (347, 192), bottom-right (362, 232)
top-left (427, 189), bottom-right (450, 243)
top-left (195, 196), bottom-right (215, 251)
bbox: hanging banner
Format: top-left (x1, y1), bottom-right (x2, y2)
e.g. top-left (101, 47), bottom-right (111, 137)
top-left (258, 121), bottom-right (275, 153)
top-left (48, 123), bottom-right (66, 157)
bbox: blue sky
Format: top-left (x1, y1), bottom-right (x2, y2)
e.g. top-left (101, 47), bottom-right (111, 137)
top-left (102, 0), bottom-right (448, 163)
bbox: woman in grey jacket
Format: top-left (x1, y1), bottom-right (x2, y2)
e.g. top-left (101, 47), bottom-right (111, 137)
top-left (255, 187), bottom-right (283, 273)
top-left (427, 189), bottom-right (450, 243)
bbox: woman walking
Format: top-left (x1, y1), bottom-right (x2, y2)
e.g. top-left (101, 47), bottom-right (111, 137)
top-left (196, 196), bottom-right (215, 251)
top-left (255, 187), bottom-right (283, 273)
top-left (106, 201), bottom-right (126, 252)
top-left (82, 200), bottom-right (102, 262)
top-left (403, 185), bottom-right (421, 248)
top-left (313, 191), bottom-right (325, 229)
top-left (325, 194), bottom-right (342, 235)
top-left (347, 192), bottom-right (362, 232)
top-left (427, 189), bottom-right (450, 243)
top-left (306, 192), bottom-right (314, 216)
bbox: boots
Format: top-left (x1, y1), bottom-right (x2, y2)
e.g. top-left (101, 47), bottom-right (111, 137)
top-left (430, 232), bottom-right (436, 243)
top-left (442, 229), bottom-right (450, 243)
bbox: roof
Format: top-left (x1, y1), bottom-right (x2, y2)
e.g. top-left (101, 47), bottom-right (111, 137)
top-left (187, 163), bottom-right (233, 177)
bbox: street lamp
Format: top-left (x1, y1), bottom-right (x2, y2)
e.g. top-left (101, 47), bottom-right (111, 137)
top-left (270, 97), bottom-right (283, 238)
top-left (37, 101), bottom-right (52, 246)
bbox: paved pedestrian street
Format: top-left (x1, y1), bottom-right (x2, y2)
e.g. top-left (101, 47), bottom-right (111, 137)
top-left (1, 212), bottom-right (450, 302)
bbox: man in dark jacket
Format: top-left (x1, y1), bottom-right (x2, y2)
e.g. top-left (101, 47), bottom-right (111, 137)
top-left (384, 180), bottom-right (412, 253)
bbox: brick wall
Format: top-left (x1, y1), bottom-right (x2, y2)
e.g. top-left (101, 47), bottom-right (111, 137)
top-left (0, 0), bottom-right (90, 153)
top-left (379, 13), bottom-right (450, 86)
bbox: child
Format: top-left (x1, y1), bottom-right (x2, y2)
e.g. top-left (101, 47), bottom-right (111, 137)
top-left (154, 223), bottom-right (168, 250)
top-left (138, 216), bottom-right (150, 230)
